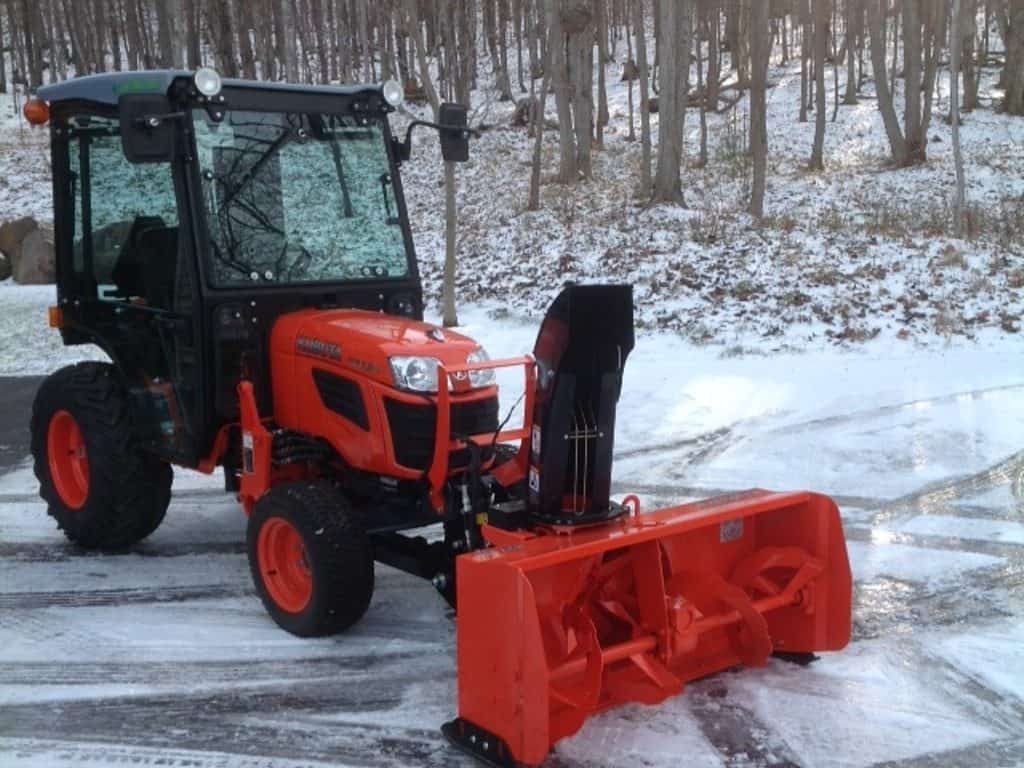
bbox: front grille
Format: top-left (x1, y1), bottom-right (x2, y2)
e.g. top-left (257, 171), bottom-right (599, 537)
top-left (313, 369), bottom-right (369, 430)
top-left (384, 396), bottom-right (499, 470)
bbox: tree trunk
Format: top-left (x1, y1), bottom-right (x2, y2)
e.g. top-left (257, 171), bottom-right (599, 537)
top-left (597, 0), bottom-right (610, 147)
top-left (237, 0), bottom-right (258, 78)
top-left (634, 0), bottom-right (652, 195)
top-left (961, 0), bottom-right (978, 111)
top-left (799, 0), bottom-right (810, 122)
top-left (155, 0), bottom-right (176, 67)
top-left (749, 0), bottom-right (769, 216)
top-left (809, 0), bottom-right (828, 169)
top-left (868, 0), bottom-right (908, 164)
top-left (1004, 0), bottom-right (1024, 114)
top-left (844, 0), bottom-right (860, 103)
top-left (527, 40), bottom-right (553, 209)
top-left (567, 3), bottom-right (595, 178)
top-left (0, 8), bottom-right (6, 93)
top-left (951, 0), bottom-right (966, 233)
top-left (550, 0), bottom-right (578, 182)
top-left (185, 0), bottom-right (201, 69)
top-left (209, 0), bottom-right (239, 77)
top-left (653, 0), bottom-right (691, 203)
top-left (903, 0), bottom-right (924, 161)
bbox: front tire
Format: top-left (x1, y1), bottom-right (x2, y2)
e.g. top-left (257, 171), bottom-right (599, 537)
top-left (247, 482), bottom-right (374, 637)
top-left (30, 362), bottom-right (173, 549)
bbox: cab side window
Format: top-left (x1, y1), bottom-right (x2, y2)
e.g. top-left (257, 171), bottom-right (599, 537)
top-left (68, 115), bottom-right (179, 309)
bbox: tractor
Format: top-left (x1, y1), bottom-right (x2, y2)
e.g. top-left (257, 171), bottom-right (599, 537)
top-left (25, 70), bottom-right (852, 767)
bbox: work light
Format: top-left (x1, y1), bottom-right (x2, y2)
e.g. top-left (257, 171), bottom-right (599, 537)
top-left (194, 67), bottom-right (223, 98)
top-left (382, 79), bottom-right (404, 107)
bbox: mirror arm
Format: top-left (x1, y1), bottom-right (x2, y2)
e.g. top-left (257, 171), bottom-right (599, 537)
top-left (398, 119), bottom-right (480, 162)
top-left (135, 111), bottom-right (187, 129)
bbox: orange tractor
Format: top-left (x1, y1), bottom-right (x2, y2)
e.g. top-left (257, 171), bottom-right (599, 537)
top-left (27, 70), bottom-right (851, 766)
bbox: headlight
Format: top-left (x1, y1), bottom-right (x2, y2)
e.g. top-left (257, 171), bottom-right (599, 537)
top-left (389, 356), bottom-right (440, 392)
top-left (467, 348), bottom-right (496, 388)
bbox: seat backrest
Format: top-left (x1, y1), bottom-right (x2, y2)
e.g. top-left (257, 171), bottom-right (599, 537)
top-left (111, 215), bottom-right (165, 297)
top-left (138, 226), bottom-right (179, 310)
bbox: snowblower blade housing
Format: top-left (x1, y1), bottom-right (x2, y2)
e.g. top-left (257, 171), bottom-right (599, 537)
top-left (444, 286), bottom-right (852, 767)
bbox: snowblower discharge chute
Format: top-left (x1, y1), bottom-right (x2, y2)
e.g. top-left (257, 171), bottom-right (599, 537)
top-left (443, 285), bottom-right (852, 767)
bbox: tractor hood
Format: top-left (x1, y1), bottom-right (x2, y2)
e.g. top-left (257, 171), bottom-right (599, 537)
top-left (271, 308), bottom-right (483, 389)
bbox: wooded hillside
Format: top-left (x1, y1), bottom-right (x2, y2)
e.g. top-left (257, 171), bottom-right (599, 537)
top-left (2, 1), bottom-right (1022, 347)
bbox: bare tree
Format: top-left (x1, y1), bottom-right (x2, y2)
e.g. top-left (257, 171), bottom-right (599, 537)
top-left (844, 0), bottom-right (861, 104)
top-left (633, 0), bottom-right (652, 195)
top-left (1005, 0), bottom-right (1024, 114)
top-left (809, 0), bottom-right (828, 170)
top-left (750, 0), bottom-right (770, 216)
top-left (867, 0), bottom-right (939, 166)
top-left (652, 0), bottom-right (692, 203)
top-left (951, 0), bottom-right (967, 234)
top-left (549, 0), bottom-right (578, 182)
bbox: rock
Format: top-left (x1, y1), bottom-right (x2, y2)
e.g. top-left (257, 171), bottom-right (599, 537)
top-left (0, 251), bottom-right (10, 281)
top-left (12, 226), bottom-right (56, 284)
top-left (0, 216), bottom-right (38, 258)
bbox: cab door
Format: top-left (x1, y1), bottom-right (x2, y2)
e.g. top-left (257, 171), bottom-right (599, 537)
top-left (55, 110), bottom-right (202, 465)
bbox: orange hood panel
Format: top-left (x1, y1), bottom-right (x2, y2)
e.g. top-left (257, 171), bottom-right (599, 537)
top-left (271, 308), bottom-right (481, 387)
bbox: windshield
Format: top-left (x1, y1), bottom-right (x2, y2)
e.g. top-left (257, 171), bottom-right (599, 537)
top-left (193, 110), bottom-right (409, 287)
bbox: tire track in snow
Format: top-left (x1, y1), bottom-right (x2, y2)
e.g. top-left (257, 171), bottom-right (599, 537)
top-left (872, 448), bottom-right (1024, 525)
top-left (762, 382), bottom-right (1024, 437)
top-left (0, 653), bottom-right (436, 686)
top-left (0, 540), bottom-right (246, 561)
top-left (0, 673), bottom-right (465, 768)
top-left (0, 584), bottom-right (251, 609)
top-left (844, 524), bottom-right (1024, 560)
top-left (687, 679), bottom-right (804, 767)
top-left (875, 738), bottom-right (1024, 768)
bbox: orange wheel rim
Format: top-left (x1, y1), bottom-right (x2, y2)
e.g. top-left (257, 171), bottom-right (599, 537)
top-left (47, 410), bottom-right (89, 510)
top-left (257, 517), bottom-right (313, 613)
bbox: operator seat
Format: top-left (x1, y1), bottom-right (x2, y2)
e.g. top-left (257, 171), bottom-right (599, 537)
top-left (139, 226), bottom-right (179, 310)
top-left (111, 215), bottom-right (165, 298)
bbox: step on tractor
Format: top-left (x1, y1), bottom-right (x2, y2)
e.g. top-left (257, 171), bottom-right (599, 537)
top-left (25, 70), bottom-right (852, 767)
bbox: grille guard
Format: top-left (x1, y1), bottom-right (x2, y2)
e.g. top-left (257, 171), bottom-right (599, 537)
top-left (428, 356), bottom-right (536, 512)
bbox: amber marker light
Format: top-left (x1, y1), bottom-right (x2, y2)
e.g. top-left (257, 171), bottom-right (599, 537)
top-left (48, 306), bottom-right (64, 329)
top-left (23, 98), bottom-right (50, 125)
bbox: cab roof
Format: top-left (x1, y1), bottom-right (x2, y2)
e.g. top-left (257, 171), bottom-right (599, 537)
top-left (37, 70), bottom-right (384, 107)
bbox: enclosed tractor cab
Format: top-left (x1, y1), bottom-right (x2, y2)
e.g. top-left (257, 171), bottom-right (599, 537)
top-left (27, 70), bottom-right (852, 766)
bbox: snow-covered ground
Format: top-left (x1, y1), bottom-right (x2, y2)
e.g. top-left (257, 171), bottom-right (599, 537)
top-left (1, 296), bottom-right (1023, 767)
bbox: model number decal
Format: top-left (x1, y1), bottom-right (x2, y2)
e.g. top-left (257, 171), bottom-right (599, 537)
top-left (296, 336), bottom-right (342, 362)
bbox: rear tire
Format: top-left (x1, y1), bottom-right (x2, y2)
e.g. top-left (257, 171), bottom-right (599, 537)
top-left (247, 481), bottom-right (374, 637)
top-left (30, 362), bottom-right (173, 549)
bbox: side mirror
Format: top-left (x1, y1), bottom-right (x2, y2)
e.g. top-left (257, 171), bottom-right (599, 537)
top-left (118, 94), bottom-right (176, 163)
top-left (438, 102), bottom-right (469, 163)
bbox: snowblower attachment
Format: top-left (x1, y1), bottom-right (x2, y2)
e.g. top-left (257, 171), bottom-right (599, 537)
top-left (444, 287), bottom-right (852, 768)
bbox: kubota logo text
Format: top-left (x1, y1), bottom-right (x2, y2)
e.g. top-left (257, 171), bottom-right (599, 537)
top-left (296, 336), bottom-right (342, 361)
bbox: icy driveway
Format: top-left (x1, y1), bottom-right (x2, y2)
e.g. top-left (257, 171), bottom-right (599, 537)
top-left (1, 314), bottom-right (1023, 767)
